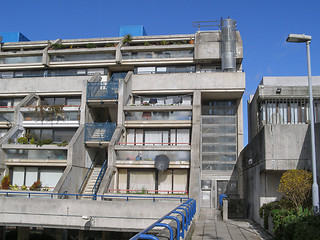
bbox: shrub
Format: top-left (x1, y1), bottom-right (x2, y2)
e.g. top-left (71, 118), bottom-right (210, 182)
top-left (86, 43), bottom-right (96, 48)
top-left (278, 169), bottom-right (312, 210)
top-left (17, 137), bottom-right (28, 144)
top-left (21, 185), bottom-right (28, 191)
top-left (1, 175), bottom-right (10, 189)
top-left (57, 140), bottom-right (68, 147)
top-left (10, 184), bottom-right (19, 190)
top-left (122, 34), bottom-right (132, 45)
top-left (43, 139), bottom-right (53, 145)
top-left (30, 137), bottom-right (36, 145)
top-left (30, 180), bottom-right (42, 191)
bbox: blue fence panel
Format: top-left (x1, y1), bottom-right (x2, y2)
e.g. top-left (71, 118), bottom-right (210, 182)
top-left (87, 73), bottom-right (127, 101)
top-left (85, 122), bottom-right (116, 142)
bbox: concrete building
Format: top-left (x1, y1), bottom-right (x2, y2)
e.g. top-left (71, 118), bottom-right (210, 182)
top-left (0, 20), bottom-right (245, 238)
top-left (240, 76), bottom-right (320, 225)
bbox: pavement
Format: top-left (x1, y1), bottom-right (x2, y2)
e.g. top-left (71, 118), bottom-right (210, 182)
top-left (191, 209), bottom-right (273, 240)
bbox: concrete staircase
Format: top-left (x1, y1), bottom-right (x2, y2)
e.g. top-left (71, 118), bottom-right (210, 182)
top-left (91, 129), bottom-right (106, 139)
top-left (82, 166), bottom-right (102, 199)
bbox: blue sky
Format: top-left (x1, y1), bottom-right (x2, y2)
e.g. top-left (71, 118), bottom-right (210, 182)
top-left (1, 0), bottom-right (320, 145)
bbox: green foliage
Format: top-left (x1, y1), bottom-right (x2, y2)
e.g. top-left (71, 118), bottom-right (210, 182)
top-left (259, 199), bottom-right (294, 229)
top-left (43, 139), bottom-right (53, 145)
top-left (161, 40), bottom-right (169, 45)
top-left (57, 140), bottom-right (68, 147)
top-left (36, 139), bottom-right (44, 147)
top-left (10, 184), bottom-right (20, 190)
top-left (272, 207), bottom-right (315, 240)
top-left (51, 43), bottom-right (68, 50)
top-left (30, 180), bottom-right (42, 191)
top-left (30, 137), bottom-right (36, 145)
top-left (105, 43), bottom-right (114, 47)
top-left (86, 43), bottom-right (96, 48)
top-left (279, 169), bottom-right (312, 210)
top-left (21, 185), bottom-right (28, 191)
top-left (17, 137), bottom-right (28, 144)
top-left (122, 34), bottom-right (132, 45)
top-left (144, 41), bottom-right (150, 46)
top-left (1, 175), bottom-right (10, 189)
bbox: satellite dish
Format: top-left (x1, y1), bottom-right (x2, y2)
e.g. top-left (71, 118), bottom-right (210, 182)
top-left (155, 155), bottom-right (170, 171)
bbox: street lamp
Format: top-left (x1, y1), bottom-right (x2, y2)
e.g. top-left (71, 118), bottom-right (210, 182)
top-left (286, 33), bottom-right (320, 214)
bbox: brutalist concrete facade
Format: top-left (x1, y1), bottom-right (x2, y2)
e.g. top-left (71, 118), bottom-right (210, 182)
top-left (240, 76), bottom-right (320, 225)
top-left (0, 20), bottom-right (245, 237)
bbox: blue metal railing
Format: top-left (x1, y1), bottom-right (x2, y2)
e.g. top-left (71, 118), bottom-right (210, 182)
top-left (78, 152), bottom-right (99, 194)
top-left (130, 198), bottom-right (196, 240)
top-left (92, 160), bottom-right (107, 200)
top-left (86, 72), bottom-right (127, 101)
top-left (84, 121), bottom-right (116, 143)
top-left (0, 191), bottom-right (189, 202)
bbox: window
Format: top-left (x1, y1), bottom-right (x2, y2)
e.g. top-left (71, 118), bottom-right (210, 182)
top-left (259, 99), bottom-right (320, 126)
top-left (28, 128), bottom-right (76, 142)
top-left (41, 96), bottom-right (81, 106)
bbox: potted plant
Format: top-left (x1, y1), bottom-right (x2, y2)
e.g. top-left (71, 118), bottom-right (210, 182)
top-left (30, 180), bottom-right (42, 191)
top-left (1, 175), bottom-right (10, 189)
top-left (122, 34), bottom-right (132, 46)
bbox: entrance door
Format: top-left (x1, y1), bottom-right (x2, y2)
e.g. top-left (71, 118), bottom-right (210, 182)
top-left (201, 190), bottom-right (211, 208)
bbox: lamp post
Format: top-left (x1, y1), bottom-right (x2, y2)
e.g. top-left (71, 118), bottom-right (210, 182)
top-left (286, 34), bottom-right (319, 214)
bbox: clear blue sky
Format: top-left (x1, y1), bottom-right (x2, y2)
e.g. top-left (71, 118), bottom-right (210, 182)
top-left (1, 0), bottom-right (320, 145)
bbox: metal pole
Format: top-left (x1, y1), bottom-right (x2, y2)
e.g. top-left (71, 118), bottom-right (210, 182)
top-left (306, 40), bottom-right (320, 214)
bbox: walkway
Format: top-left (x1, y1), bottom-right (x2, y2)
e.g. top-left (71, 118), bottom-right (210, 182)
top-left (191, 209), bottom-right (273, 240)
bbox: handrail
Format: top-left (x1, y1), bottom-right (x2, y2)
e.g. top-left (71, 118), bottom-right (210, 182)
top-left (107, 189), bottom-right (188, 195)
top-left (130, 198), bottom-right (196, 240)
top-left (92, 160), bottom-right (107, 200)
top-left (118, 142), bottom-right (190, 146)
top-left (59, 191), bottom-right (68, 199)
top-left (78, 152), bottom-right (99, 194)
top-left (0, 191), bottom-right (189, 202)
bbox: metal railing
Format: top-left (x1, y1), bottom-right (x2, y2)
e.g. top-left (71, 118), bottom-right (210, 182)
top-left (92, 160), bottom-right (107, 200)
top-left (86, 72), bottom-right (127, 101)
top-left (107, 189), bottom-right (188, 195)
top-left (130, 198), bottom-right (196, 240)
top-left (0, 191), bottom-right (189, 202)
top-left (84, 121), bottom-right (116, 143)
top-left (78, 152), bottom-right (99, 194)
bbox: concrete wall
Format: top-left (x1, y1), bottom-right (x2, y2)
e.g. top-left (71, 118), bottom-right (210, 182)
top-left (131, 72), bottom-right (245, 93)
top-left (0, 197), bottom-right (181, 231)
top-left (0, 76), bottom-right (89, 95)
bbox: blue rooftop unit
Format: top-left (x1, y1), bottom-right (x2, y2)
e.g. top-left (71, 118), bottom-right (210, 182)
top-left (0, 32), bottom-right (30, 42)
top-left (119, 25), bottom-right (147, 37)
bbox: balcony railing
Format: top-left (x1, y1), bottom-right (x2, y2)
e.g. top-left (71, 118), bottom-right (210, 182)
top-left (84, 122), bottom-right (116, 142)
top-left (125, 111), bottom-right (192, 121)
top-left (86, 73), bottom-right (127, 101)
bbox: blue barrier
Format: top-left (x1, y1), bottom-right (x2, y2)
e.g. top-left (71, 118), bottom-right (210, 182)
top-left (84, 121), bottom-right (116, 143)
top-left (130, 198), bottom-right (196, 240)
top-left (0, 191), bottom-right (189, 202)
top-left (92, 160), bottom-right (107, 200)
top-left (86, 72), bottom-right (127, 101)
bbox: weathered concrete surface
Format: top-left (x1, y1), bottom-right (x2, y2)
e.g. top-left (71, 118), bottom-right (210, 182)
top-left (0, 197), bottom-right (181, 232)
top-left (131, 72), bottom-right (245, 93)
top-left (191, 209), bottom-right (272, 240)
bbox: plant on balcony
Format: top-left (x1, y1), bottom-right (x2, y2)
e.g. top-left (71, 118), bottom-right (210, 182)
top-left (17, 137), bottom-right (28, 144)
top-left (21, 185), bottom-right (28, 191)
top-left (35, 105), bottom-right (64, 121)
top-left (105, 43), bottom-right (114, 47)
top-left (144, 41), bottom-right (150, 46)
top-left (30, 180), bottom-right (42, 191)
top-left (30, 137), bottom-right (36, 145)
top-left (122, 34), bottom-right (132, 46)
top-left (86, 43), bottom-right (96, 48)
top-left (10, 184), bottom-right (19, 190)
top-left (42, 186), bottom-right (49, 191)
top-left (57, 140), bottom-right (68, 147)
top-left (161, 40), bottom-right (169, 45)
top-left (51, 43), bottom-right (67, 50)
top-left (1, 175), bottom-right (10, 189)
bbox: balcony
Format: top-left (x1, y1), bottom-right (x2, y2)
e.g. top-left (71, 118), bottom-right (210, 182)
top-left (84, 122), bottom-right (116, 147)
top-left (86, 73), bottom-right (127, 102)
top-left (21, 106), bottom-right (80, 127)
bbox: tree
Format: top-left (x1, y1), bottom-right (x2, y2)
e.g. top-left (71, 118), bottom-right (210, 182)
top-left (278, 169), bottom-right (312, 210)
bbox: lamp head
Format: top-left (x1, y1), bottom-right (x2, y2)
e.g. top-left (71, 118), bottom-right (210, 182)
top-left (286, 34), bottom-right (311, 43)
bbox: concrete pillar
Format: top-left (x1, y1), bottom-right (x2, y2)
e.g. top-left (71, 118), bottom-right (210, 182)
top-left (190, 90), bottom-right (201, 217)
top-left (223, 199), bottom-right (228, 220)
top-left (62, 229), bottom-right (68, 240)
top-left (0, 226), bottom-right (5, 240)
top-left (17, 227), bottom-right (29, 240)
